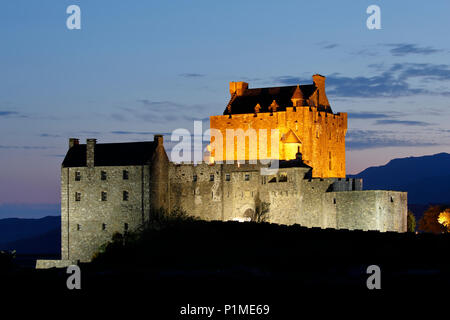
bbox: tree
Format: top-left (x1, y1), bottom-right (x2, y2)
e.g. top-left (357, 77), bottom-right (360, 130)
top-left (438, 209), bottom-right (450, 232)
top-left (418, 205), bottom-right (449, 234)
top-left (407, 210), bottom-right (416, 232)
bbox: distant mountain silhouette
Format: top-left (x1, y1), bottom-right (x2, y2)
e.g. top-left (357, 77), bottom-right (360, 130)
top-left (0, 228), bottom-right (60, 254)
top-left (349, 152), bottom-right (450, 205)
top-left (0, 216), bottom-right (60, 250)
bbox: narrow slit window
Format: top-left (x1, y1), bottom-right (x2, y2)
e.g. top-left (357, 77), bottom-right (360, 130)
top-left (75, 192), bottom-right (81, 201)
top-left (123, 170), bottom-right (129, 180)
top-left (75, 171), bottom-right (81, 181)
top-left (101, 191), bottom-right (107, 201)
top-left (123, 191), bottom-right (129, 201)
top-left (101, 171), bottom-right (107, 181)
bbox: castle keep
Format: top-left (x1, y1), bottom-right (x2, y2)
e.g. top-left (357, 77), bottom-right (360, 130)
top-left (36, 75), bottom-right (408, 268)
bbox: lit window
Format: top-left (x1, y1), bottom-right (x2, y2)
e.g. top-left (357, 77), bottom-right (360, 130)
top-left (101, 171), bottom-right (107, 180)
top-left (279, 172), bottom-right (287, 182)
top-left (75, 171), bottom-right (81, 181)
top-left (101, 191), bottom-right (107, 201)
top-left (123, 191), bottom-right (129, 201)
top-left (75, 192), bottom-right (81, 201)
top-left (123, 170), bottom-right (129, 180)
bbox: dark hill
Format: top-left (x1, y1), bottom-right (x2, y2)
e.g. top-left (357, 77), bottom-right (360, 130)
top-left (349, 152), bottom-right (450, 205)
top-left (0, 216), bottom-right (60, 245)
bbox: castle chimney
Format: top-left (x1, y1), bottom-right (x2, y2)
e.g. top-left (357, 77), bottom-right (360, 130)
top-left (312, 74), bottom-right (330, 107)
top-left (154, 134), bottom-right (163, 147)
top-left (229, 81), bottom-right (248, 96)
top-left (86, 139), bottom-right (96, 168)
top-left (69, 138), bottom-right (79, 149)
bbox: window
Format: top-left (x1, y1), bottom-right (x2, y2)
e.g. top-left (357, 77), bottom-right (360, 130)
top-left (75, 192), bottom-right (81, 201)
top-left (101, 171), bottom-right (107, 180)
top-left (123, 191), bottom-right (129, 201)
top-left (123, 170), bottom-right (129, 180)
top-left (268, 176), bottom-right (277, 183)
top-left (245, 174), bottom-right (250, 181)
top-left (193, 174), bottom-right (197, 182)
top-left (124, 223), bottom-right (129, 232)
top-left (333, 198), bottom-right (336, 204)
top-left (210, 174), bottom-right (214, 181)
top-left (279, 172), bottom-right (287, 182)
top-left (102, 223), bottom-right (106, 231)
top-left (225, 174), bottom-right (230, 181)
top-left (101, 191), bottom-right (107, 201)
top-left (77, 224), bottom-right (81, 231)
top-left (75, 171), bottom-right (81, 181)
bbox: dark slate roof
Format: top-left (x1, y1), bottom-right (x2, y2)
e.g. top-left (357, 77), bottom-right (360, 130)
top-left (278, 158), bottom-right (312, 169)
top-left (62, 141), bottom-right (157, 167)
top-left (225, 84), bottom-right (317, 115)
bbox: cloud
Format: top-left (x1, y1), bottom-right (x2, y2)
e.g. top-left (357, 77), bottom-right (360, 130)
top-left (0, 145), bottom-right (51, 150)
top-left (111, 131), bottom-right (172, 136)
top-left (179, 73), bottom-right (206, 78)
top-left (273, 62), bottom-right (450, 98)
top-left (375, 119), bottom-right (431, 126)
top-left (346, 130), bottom-right (439, 150)
top-left (322, 43), bottom-right (339, 50)
top-left (347, 112), bottom-right (390, 119)
top-left (0, 111), bottom-right (18, 117)
top-left (385, 43), bottom-right (442, 56)
top-left (39, 133), bottom-right (61, 138)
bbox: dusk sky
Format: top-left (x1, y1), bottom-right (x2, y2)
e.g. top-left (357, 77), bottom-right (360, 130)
top-left (1, 1), bottom-right (450, 216)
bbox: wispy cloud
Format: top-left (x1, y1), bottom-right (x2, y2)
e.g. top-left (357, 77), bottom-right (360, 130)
top-left (375, 119), bottom-right (432, 126)
top-left (0, 111), bottom-right (18, 117)
top-left (111, 131), bottom-right (172, 136)
top-left (179, 73), bottom-right (206, 78)
top-left (39, 133), bottom-right (61, 138)
top-left (346, 130), bottom-right (439, 150)
top-left (0, 145), bottom-right (51, 150)
top-left (273, 62), bottom-right (450, 98)
top-left (385, 43), bottom-right (443, 56)
top-left (347, 112), bottom-right (390, 119)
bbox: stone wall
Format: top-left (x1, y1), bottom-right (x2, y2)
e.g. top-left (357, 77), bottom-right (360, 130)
top-left (210, 106), bottom-right (347, 178)
top-left (61, 165), bottom-right (151, 262)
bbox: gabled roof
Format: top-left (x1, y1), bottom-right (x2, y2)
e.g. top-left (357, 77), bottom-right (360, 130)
top-left (62, 141), bottom-right (157, 167)
top-left (224, 84), bottom-right (317, 115)
top-left (281, 129), bottom-right (302, 144)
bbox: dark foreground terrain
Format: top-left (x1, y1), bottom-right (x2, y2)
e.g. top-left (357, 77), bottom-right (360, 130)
top-left (1, 220), bottom-right (449, 316)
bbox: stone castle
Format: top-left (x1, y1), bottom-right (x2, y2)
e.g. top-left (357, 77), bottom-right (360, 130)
top-left (37, 75), bottom-right (407, 268)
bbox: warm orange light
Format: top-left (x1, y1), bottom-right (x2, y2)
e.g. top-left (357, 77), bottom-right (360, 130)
top-left (438, 209), bottom-right (450, 230)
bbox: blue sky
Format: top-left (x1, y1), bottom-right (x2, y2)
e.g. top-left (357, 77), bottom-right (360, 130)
top-left (1, 0), bottom-right (450, 214)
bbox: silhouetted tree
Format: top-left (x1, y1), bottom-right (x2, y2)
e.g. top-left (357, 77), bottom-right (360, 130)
top-left (418, 205), bottom-right (449, 234)
top-left (407, 210), bottom-right (416, 232)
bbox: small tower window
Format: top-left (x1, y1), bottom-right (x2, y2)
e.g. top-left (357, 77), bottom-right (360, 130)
top-left (123, 170), bottom-right (129, 180)
top-left (225, 174), bottom-right (230, 181)
top-left (279, 172), bottom-right (288, 182)
top-left (101, 191), bottom-right (107, 201)
top-left (77, 224), bottom-right (81, 231)
top-left (193, 174), bottom-right (197, 182)
top-left (101, 171), bottom-right (107, 181)
top-left (75, 171), bottom-right (81, 181)
top-left (124, 223), bottom-right (129, 232)
top-left (102, 223), bottom-right (106, 231)
top-left (123, 191), bottom-right (129, 201)
top-left (210, 174), bottom-right (214, 181)
top-left (75, 192), bottom-right (81, 201)
top-left (245, 174), bottom-right (250, 181)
